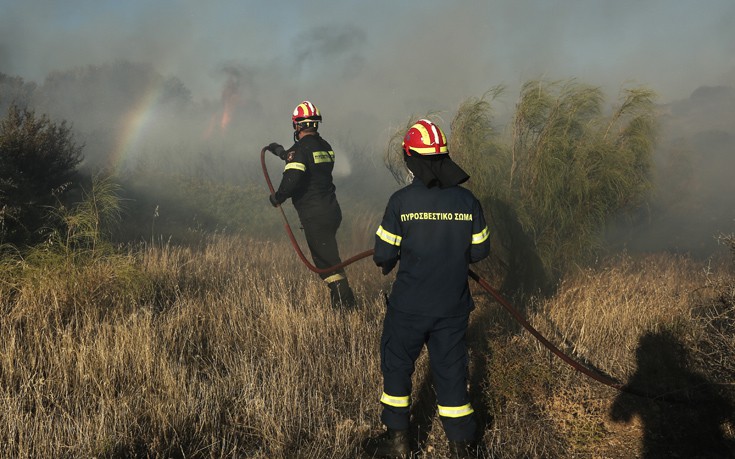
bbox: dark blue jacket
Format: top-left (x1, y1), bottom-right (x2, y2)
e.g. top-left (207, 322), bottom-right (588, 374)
top-left (374, 180), bottom-right (490, 317)
top-left (274, 133), bottom-right (339, 220)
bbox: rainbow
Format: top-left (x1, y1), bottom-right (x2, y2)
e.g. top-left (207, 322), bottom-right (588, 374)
top-left (106, 81), bottom-right (165, 175)
top-left (104, 78), bottom-right (236, 175)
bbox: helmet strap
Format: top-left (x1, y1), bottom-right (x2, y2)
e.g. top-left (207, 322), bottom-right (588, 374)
top-left (293, 120), bottom-right (318, 142)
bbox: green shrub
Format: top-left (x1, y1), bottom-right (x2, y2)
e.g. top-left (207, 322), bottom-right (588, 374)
top-left (0, 104), bottom-right (83, 246)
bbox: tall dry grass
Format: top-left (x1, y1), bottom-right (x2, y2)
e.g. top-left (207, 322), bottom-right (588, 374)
top-left (480, 248), bottom-right (735, 458)
top-left (1, 231), bottom-right (733, 457)
top-left (0, 234), bottom-right (388, 458)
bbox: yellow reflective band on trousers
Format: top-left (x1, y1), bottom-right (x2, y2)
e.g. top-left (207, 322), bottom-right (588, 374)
top-left (284, 162), bottom-right (306, 172)
top-left (312, 150), bottom-right (335, 164)
top-left (472, 226), bottom-right (490, 244)
top-left (376, 225), bottom-right (402, 246)
top-left (380, 392), bottom-right (410, 408)
top-left (324, 273), bottom-right (345, 283)
top-left (437, 403), bottom-right (474, 418)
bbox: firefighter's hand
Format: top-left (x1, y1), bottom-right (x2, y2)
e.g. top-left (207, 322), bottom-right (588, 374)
top-left (267, 143), bottom-right (287, 160)
top-left (268, 194), bottom-right (280, 207)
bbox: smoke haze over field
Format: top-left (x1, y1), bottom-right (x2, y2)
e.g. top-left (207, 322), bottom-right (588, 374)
top-left (2, 1), bottom-right (734, 122)
top-left (1, 0), bottom-right (734, 254)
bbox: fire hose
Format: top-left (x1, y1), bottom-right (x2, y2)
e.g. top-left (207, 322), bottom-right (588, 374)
top-left (260, 146), bottom-right (630, 394)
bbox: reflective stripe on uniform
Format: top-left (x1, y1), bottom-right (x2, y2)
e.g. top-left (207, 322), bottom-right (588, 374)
top-left (284, 162), bottom-right (306, 172)
top-left (376, 225), bottom-right (402, 246)
top-left (381, 392), bottom-right (410, 408)
top-left (437, 403), bottom-right (474, 418)
top-left (472, 226), bottom-right (490, 244)
top-left (324, 273), bottom-right (345, 283)
top-left (312, 150), bottom-right (335, 164)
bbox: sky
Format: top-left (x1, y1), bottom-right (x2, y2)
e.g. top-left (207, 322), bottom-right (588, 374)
top-left (2, 0), bottom-right (734, 116)
top-left (1, 0), bottom-right (734, 255)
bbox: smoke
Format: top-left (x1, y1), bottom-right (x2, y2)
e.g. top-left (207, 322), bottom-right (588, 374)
top-left (3, 1), bottom-right (733, 124)
top-left (0, 0), bottom-right (733, 252)
top-left (606, 85), bottom-right (735, 257)
top-left (292, 25), bottom-right (367, 80)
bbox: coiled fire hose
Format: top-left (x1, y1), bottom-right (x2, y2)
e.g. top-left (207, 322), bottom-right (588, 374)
top-left (260, 147), bottom-right (628, 392)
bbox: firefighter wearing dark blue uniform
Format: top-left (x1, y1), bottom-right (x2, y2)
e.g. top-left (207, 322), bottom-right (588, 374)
top-left (364, 119), bottom-right (490, 459)
top-left (266, 101), bottom-right (356, 309)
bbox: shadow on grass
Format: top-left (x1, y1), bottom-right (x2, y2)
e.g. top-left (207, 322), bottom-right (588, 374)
top-left (610, 330), bottom-right (735, 458)
top-left (467, 301), bottom-right (496, 459)
top-left (408, 365), bottom-right (438, 455)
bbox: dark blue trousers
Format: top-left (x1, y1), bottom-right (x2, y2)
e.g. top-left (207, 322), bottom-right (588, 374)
top-left (300, 210), bottom-right (343, 281)
top-left (380, 307), bottom-right (476, 442)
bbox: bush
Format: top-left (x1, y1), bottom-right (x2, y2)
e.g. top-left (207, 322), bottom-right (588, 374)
top-left (0, 104), bottom-right (83, 246)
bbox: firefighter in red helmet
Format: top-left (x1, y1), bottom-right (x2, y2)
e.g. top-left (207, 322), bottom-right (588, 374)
top-left (363, 119), bottom-right (490, 458)
top-left (265, 101), bottom-right (356, 310)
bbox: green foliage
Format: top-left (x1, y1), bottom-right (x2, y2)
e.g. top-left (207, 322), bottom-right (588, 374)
top-left (0, 104), bottom-right (83, 246)
top-left (0, 174), bottom-right (150, 322)
top-left (43, 175), bottom-right (123, 260)
top-left (113, 170), bottom-right (283, 244)
top-left (508, 80), bottom-right (656, 277)
top-left (9, 175), bottom-right (124, 276)
top-left (445, 80), bottom-right (658, 286)
top-left (449, 87), bottom-right (508, 202)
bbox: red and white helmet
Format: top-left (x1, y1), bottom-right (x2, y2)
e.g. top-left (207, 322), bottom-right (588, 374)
top-left (402, 119), bottom-right (448, 156)
top-left (292, 101), bottom-right (322, 129)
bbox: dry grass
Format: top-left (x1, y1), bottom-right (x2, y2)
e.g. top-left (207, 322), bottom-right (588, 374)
top-left (0, 236), bottom-right (387, 457)
top-left (1, 233), bottom-right (733, 458)
top-left (537, 253), bottom-right (706, 378)
top-left (480, 250), bottom-right (735, 458)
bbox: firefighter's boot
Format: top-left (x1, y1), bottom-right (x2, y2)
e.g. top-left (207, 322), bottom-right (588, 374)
top-left (328, 278), bottom-right (356, 310)
top-left (448, 440), bottom-right (477, 459)
top-left (362, 428), bottom-right (410, 458)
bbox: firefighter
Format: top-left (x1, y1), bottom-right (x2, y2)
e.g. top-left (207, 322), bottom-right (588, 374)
top-left (363, 119), bottom-right (491, 458)
top-left (265, 101), bottom-right (356, 310)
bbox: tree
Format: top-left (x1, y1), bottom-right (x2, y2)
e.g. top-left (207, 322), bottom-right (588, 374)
top-left (0, 104), bottom-right (83, 246)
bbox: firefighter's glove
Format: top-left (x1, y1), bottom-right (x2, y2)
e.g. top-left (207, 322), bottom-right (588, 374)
top-left (267, 143), bottom-right (288, 160)
top-left (379, 259), bottom-right (397, 275)
top-left (268, 194), bottom-right (280, 207)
